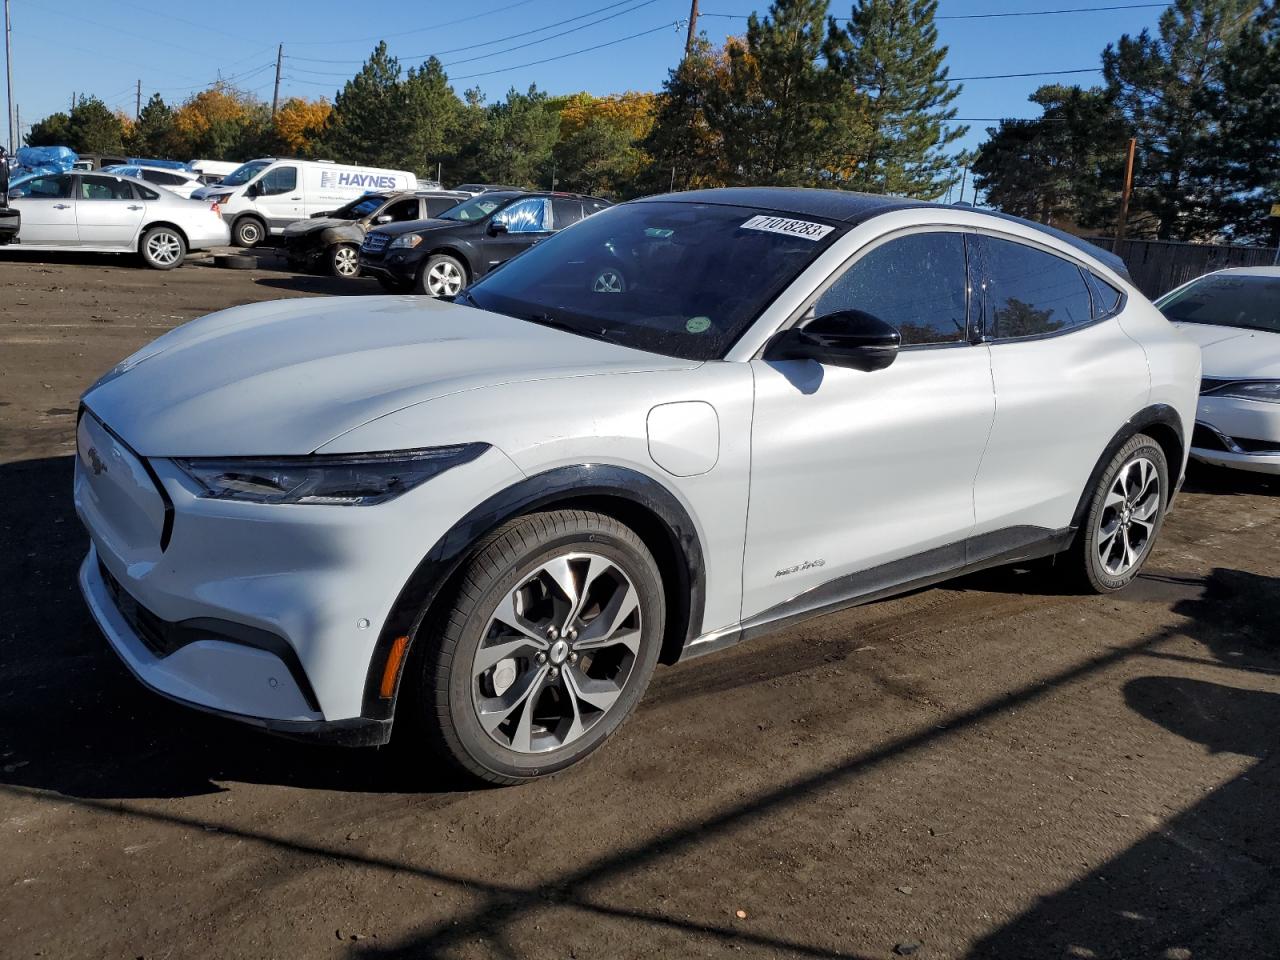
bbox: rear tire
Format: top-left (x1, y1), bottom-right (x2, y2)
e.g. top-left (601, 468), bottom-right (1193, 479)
top-left (139, 226), bottom-right (186, 270)
top-left (405, 510), bottom-right (665, 785)
top-left (1068, 433), bottom-right (1169, 593)
top-left (328, 243), bottom-right (360, 279)
top-left (232, 216), bottom-right (266, 248)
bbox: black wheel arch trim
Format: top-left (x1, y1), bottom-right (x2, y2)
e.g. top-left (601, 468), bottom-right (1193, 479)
top-left (1069, 403), bottom-right (1185, 532)
top-left (360, 463), bottom-right (706, 722)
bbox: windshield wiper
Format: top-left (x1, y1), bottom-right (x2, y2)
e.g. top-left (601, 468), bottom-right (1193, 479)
top-left (520, 311), bottom-right (622, 345)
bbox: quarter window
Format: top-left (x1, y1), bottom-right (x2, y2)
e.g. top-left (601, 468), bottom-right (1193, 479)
top-left (814, 232), bottom-right (970, 346)
top-left (1086, 272), bottom-right (1123, 319)
top-left (981, 237), bottom-right (1094, 338)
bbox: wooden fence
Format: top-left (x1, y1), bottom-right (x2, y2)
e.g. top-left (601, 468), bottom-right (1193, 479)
top-left (1085, 237), bottom-right (1280, 298)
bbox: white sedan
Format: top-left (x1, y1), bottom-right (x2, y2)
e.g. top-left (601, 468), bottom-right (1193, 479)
top-left (102, 164), bottom-right (205, 199)
top-left (75, 188), bottom-right (1199, 782)
top-left (3, 170), bottom-right (229, 269)
top-left (1157, 266), bottom-right (1280, 474)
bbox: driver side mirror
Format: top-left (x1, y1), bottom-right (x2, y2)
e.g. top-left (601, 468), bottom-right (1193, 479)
top-left (488, 220), bottom-right (508, 236)
top-left (374, 214), bottom-right (393, 224)
top-left (764, 310), bottom-right (901, 372)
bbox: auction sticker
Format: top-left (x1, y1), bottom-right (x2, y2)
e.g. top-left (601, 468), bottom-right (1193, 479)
top-left (740, 215), bottom-right (834, 241)
top-left (686, 316), bottom-right (712, 334)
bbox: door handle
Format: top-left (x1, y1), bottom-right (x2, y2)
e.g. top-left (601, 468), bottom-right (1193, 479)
top-left (53, 203), bottom-right (70, 209)
top-left (290, 196), bottom-right (302, 200)
top-left (127, 204), bottom-right (143, 210)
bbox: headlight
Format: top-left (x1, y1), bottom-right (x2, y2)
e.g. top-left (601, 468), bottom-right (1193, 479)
top-left (174, 444), bottom-right (489, 506)
top-left (389, 234), bottom-right (423, 250)
top-left (1211, 381), bottom-right (1280, 403)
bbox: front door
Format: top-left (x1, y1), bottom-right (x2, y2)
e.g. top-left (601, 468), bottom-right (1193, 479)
top-left (75, 175), bottom-right (147, 247)
top-left (742, 230), bottom-right (996, 624)
top-left (9, 174), bottom-right (77, 245)
top-left (251, 164), bottom-right (302, 232)
top-left (484, 197), bottom-right (553, 274)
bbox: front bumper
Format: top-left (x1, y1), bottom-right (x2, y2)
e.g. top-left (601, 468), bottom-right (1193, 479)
top-left (1191, 395), bottom-right (1280, 475)
top-left (358, 247), bottom-right (423, 283)
top-left (74, 409), bottom-right (526, 742)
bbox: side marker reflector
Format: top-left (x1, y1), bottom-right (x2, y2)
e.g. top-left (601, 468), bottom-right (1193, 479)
top-left (379, 635), bottom-right (410, 699)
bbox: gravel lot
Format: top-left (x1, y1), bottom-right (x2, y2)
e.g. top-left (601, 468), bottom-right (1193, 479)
top-left (1, 252), bottom-right (1278, 960)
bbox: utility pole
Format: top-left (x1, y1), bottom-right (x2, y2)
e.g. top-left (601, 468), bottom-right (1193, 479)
top-left (958, 164), bottom-right (969, 205)
top-left (271, 43), bottom-right (283, 117)
top-left (135, 78), bottom-right (141, 120)
top-left (4, 0), bottom-right (14, 153)
top-left (685, 0), bottom-right (699, 57)
top-left (1115, 136), bottom-right (1137, 243)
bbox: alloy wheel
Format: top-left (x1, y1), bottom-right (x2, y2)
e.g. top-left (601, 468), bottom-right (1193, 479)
top-left (146, 230), bottom-right (183, 267)
top-left (1096, 456), bottom-right (1160, 576)
top-left (333, 245), bottom-right (359, 277)
top-left (471, 552), bottom-right (641, 755)
top-left (592, 269), bottom-right (625, 294)
top-left (426, 260), bottom-right (464, 297)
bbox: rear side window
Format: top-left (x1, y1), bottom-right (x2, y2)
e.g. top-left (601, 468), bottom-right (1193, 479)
top-left (79, 176), bottom-right (135, 200)
top-left (552, 198), bottom-right (585, 228)
top-left (424, 196), bottom-right (462, 217)
top-left (981, 237), bottom-right (1094, 339)
top-left (144, 170), bottom-right (187, 186)
top-left (815, 232), bottom-right (970, 346)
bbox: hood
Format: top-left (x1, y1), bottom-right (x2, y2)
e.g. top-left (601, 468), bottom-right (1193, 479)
top-left (1172, 322), bottom-right (1280, 379)
top-left (83, 297), bottom-right (695, 457)
top-left (371, 217), bottom-right (456, 239)
top-left (282, 217), bottom-right (351, 237)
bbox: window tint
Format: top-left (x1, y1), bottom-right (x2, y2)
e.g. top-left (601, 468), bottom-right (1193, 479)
top-left (1085, 272), bottom-right (1123, 318)
top-left (12, 175), bottom-right (72, 199)
top-left (1157, 273), bottom-right (1280, 335)
top-left (982, 238), bottom-right (1094, 338)
top-left (257, 165), bottom-right (297, 196)
top-left (384, 198), bottom-right (419, 222)
top-left (814, 232), bottom-right (969, 346)
top-left (552, 198), bottom-right (585, 228)
top-left (135, 184), bottom-right (160, 201)
top-left (79, 176), bottom-right (134, 200)
top-left (424, 195), bottom-right (462, 217)
top-left (496, 197), bottom-right (550, 233)
top-left (144, 170), bottom-right (186, 186)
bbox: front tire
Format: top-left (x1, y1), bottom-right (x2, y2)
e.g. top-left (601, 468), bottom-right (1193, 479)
top-left (416, 253), bottom-right (467, 297)
top-left (328, 242), bottom-right (360, 279)
top-left (409, 510), bottom-right (665, 784)
top-left (1069, 433), bottom-right (1169, 592)
top-left (139, 226), bottom-right (186, 270)
top-left (232, 216), bottom-right (266, 248)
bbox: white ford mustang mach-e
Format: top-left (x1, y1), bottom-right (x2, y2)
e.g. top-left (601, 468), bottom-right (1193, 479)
top-left (75, 188), bottom-right (1200, 783)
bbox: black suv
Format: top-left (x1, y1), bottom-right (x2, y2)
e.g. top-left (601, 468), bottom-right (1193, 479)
top-left (282, 189), bottom-right (470, 278)
top-left (358, 191), bottom-right (611, 296)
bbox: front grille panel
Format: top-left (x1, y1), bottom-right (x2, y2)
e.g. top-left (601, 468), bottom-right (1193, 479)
top-left (1191, 424), bottom-right (1231, 452)
top-left (98, 559), bottom-right (174, 657)
top-left (361, 232), bottom-right (389, 253)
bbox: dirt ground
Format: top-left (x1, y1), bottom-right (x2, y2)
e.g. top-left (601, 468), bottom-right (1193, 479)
top-left (1, 252), bottom-right (1278, 960)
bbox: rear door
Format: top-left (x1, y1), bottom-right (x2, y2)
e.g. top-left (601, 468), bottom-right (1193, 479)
top-left (9, 174), bottom-right (78, 245)
top-left (970, 234), bottom-right (1150, 536)
top-left (75, 175), bottom-right (147, 247)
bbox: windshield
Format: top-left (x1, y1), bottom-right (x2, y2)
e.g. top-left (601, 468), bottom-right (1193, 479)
top-left (331, 194), bottom-right (390, 219)
top-left (439, 194), bottom-right (509, 221)
top-left (464, 201), bottom-right (846, 361)
top-left (220, 160), bottom-right (272, 187)
top-left (1157, 273), bottom-right (1280, 335)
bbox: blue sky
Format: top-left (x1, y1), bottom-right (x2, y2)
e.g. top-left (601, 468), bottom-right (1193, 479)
top-left (5, 0), bottom-right (1167, 188)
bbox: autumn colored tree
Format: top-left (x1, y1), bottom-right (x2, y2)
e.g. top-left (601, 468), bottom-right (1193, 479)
top-left (273, 97), bottom-right (331, 156)
top-left (174, 85), bottom-right (271, 160)
top-left (554, 91), bottom-right (656, 196)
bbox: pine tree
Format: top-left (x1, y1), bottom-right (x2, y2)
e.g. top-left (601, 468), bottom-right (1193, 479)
top-left (319, 43), bottom-right (409, 168)
top-left (128, 94), bottom-right (177, 157)
top-left (468, 87), bottom-right (561, 188)
top-left (402, 56), bottom-right (461, 177)
top-left (831, 0), bottom-right (965, 198)
top-left (705, 0), bottom-right (847, 185)
top-left (1103, 0), bottom-right (1258, 239)
top-left (639, 37), bottom-right (734, 192)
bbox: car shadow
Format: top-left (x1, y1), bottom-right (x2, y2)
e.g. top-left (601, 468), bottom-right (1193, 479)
top-left (1182, 459), bottom-right (1278, 497)
top-left (253, 274), bottom-right (384, 297)
top-left (0, 454), bottom-right (470, 798)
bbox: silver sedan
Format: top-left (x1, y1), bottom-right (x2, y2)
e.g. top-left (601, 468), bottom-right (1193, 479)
top-left (3, 170), bottom-right (230, 269)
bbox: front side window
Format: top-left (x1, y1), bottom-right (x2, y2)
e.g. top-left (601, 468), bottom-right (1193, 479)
top-left (384, 198), bottom-right (420, 222)
top-left (495, 197), bottom-right (551, 233)
top-left (257, 165), bottom-right (297, 196)
top-left (1156, 273), bottom-right (1280, 335)
top-left (11, 175), bottom-right (72, 199)
top-left (981, 237), bottom-right (1094, 339)
top-left (465, 200), bottom-right (846, 361)
top-left (815, 232), bottom-right (970, 346)
top-left (79, 176), bottom-right (134, 201)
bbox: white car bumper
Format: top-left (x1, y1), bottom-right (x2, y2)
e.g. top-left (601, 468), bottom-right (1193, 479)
top-left (1191, 395), bottom-right (1280, 475)
top-left (74, 410), bottom-right (525, 739)
top-left (182, 215), bottom-right (231, 251)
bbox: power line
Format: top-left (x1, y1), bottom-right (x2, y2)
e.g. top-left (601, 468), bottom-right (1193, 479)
top-left (701, 2), bottom-right (1169, 22)
top-left (947, 67), bottom-right (1102, 81)
top-left (449, 21), bottom-right (679, 81)
top-left (286, 0), bottom-right (542, 46)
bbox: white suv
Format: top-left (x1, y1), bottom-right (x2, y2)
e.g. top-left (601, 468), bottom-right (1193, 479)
top-left (75, 188), bottom-right (1200, 782)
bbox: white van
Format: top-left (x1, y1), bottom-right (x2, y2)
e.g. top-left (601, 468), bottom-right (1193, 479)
top-left (187, 159), bottom-right (241, 185)
top-left (194, 158), bottom-right (417, 247)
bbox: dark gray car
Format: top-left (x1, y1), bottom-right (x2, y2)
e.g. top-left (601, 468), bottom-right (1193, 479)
top-left (282, 189), bottom-right (470, 278)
